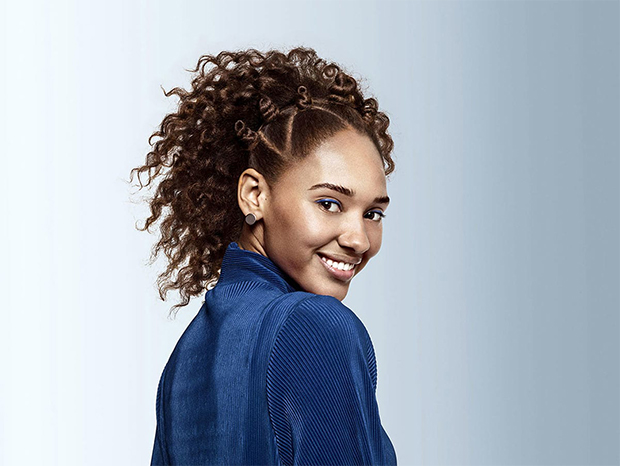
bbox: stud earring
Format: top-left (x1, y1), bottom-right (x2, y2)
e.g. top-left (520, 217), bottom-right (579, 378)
top-left (245, 213), bottom-right (257, 225)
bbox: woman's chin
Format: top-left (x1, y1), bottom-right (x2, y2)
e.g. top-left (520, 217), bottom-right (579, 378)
top-left (305, 281), bottom-right (348, 301)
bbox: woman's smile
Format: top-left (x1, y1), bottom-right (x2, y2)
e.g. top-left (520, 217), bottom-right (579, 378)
top-left (317, 252), bottom-right (356, 282)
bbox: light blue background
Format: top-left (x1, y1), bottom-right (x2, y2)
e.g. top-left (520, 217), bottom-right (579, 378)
top-left (1, 1), bottom-right (617, 465)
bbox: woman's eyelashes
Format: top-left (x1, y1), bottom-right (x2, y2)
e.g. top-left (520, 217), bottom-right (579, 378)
top-left (315, 199), bottom-right (385, 221)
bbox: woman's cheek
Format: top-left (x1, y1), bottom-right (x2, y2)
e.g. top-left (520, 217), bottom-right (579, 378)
top-left (303, 207), bottom-right (332, 242)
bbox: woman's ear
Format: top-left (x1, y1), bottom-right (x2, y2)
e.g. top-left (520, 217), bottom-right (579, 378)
top-left (237, 168), bottom-right (270, 222)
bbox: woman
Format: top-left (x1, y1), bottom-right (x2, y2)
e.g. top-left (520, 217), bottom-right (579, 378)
top-left (130, 47), bottom-right (397, 465)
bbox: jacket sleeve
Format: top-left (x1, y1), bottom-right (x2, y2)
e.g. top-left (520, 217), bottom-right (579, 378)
top-left (266, 294), bottom-right (394, 466)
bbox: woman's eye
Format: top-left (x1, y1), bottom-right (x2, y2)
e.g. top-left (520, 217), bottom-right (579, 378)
top-left (366, 210), bottom-right (386, 222)
top-left (316, 199), bottom-right (341, 213)
top-left (316, 200), bottom-right (385, 221)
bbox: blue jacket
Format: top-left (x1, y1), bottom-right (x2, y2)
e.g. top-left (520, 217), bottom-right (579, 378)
top-left (151, 241), bottom-right (397, 465)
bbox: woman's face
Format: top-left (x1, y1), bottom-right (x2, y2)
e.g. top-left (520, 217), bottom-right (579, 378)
top-left (261, 128), bottom-right (390, 301)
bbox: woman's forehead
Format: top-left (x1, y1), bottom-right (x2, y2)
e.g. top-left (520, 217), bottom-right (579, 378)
top-left (276, 131), bottom-right (387, 197)
top-left (313, 131), bottom-right (380, 171)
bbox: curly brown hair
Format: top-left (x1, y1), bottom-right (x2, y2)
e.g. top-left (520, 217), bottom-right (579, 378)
top-left (129, 46), bottom-right (395, 317)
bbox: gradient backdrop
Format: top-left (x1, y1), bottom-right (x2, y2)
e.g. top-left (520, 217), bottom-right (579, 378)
top-left (1, 1), bottom-right (618, 465)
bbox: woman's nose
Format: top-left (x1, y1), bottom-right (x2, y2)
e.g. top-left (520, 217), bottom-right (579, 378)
top-left (338, 215), bottom-right (371, 254)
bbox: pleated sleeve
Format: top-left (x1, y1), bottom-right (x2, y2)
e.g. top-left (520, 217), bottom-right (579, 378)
top-left (266, 294), bottom-right (396, 466)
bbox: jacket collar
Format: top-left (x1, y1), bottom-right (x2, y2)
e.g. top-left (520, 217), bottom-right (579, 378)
top-left (213, 241), bottom-right (302, 294)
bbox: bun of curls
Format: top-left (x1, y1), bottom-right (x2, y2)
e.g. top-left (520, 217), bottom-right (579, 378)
top-left (129, 46), bottom-right (395, 317)
top-left (295, 85), bottom-right (313, 109)
top-left (234, 119), bottom-right (259, 150)
top-left (258, 96), bottom-right (280, 123)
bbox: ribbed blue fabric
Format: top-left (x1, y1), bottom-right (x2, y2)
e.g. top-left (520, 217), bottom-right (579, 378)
top-left (150, 241), bottom-right (397, 465)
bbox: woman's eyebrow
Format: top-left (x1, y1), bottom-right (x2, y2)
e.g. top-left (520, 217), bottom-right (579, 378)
top-left (308, 182), bottom-right (390, 205)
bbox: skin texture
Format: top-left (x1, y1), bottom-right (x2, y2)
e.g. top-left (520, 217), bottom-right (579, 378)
top-left (237, 128), bottom-right (390, 301)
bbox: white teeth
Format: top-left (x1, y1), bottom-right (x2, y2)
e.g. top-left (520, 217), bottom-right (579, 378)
top-left (320, 255), bottom-right (354, 271)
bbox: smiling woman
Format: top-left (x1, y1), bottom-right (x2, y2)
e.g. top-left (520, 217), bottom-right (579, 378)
top-left (129, 46), bottom-right (397, 465)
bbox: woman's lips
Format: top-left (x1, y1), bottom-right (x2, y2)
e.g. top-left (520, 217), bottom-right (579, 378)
top-left (317, 253), bottom-right (355, 282)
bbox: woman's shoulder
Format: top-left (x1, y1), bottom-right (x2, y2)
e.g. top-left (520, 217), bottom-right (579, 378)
top-left (270, 291), bottom-right (372, 349)
top-left (266, 291), bottom-right (379, 393)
